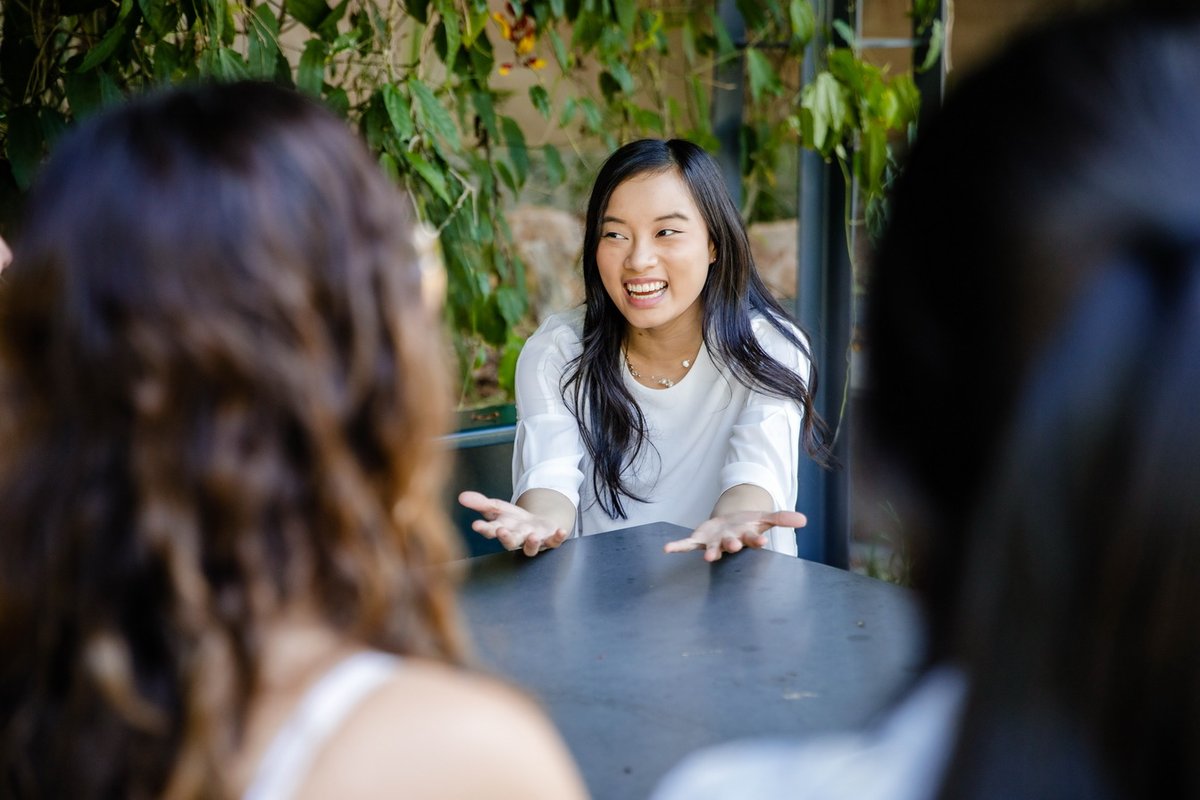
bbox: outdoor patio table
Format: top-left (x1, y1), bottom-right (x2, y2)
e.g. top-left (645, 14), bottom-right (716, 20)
top-left (456, 521), bottom-right (925, 800)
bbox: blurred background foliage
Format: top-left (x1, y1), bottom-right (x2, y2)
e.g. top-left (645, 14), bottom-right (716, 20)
top-left (0, 0), bottom-right (932, 406)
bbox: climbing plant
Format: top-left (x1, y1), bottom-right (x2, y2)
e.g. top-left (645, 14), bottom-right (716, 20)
top-left (0, 0), bottom-right (934, 405)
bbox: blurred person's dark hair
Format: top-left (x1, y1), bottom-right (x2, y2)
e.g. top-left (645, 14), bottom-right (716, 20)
top-left (869, 3), bottom-right (1200, 797)
top-left (0, 81), bottom-right (462, 797)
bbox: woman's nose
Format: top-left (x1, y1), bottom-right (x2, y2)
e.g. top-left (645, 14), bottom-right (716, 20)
top-left (626, 238), bottom-right (657, 271)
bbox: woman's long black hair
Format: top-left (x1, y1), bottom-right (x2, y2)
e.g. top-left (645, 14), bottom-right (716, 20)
top-left (564, 139), bottom-right (831, 518)
top-left (869, 5), bottom-right (1200, 797)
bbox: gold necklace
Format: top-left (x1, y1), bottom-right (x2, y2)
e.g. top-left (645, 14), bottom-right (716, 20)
top-left (624, 351), bottom-right (694, 388)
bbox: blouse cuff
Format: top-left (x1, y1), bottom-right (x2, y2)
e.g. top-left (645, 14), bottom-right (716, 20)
top-left (719, 461), bottom-right (787, 511)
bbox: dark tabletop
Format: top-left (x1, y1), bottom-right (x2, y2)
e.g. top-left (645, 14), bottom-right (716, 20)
top-left (457, 522), bottom-right (926, 800)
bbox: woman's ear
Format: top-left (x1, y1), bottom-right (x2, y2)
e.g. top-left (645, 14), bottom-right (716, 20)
top-left (708, 240), bottom-right (717, 265)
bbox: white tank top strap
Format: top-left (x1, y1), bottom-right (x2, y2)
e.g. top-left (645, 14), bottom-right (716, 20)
top-left (243, 650), bottom-right (401, 800)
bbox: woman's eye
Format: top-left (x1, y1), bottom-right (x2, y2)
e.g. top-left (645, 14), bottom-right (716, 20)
top-left (602, 231), bottom-right (626, 240)
top-left (658, 229), bottom-right (681, 237)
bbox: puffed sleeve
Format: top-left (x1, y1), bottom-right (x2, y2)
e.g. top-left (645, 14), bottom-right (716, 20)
top-left (511, 312), bottom-right (587, 509)
top-left (717, 317), bottom-right (808, 512)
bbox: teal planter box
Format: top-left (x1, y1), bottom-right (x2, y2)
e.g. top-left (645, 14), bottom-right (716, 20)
top-left (445, 404), bottom-right (517, 557)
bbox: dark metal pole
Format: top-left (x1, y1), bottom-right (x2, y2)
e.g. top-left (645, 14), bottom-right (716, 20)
top-left (711, 0), bottom-right (745, 207)
top-left (795, 0), bottom-right (852, 568)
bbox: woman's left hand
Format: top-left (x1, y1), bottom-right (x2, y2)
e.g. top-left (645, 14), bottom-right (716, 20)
top-left (663, 510), bottom-right (808, 562)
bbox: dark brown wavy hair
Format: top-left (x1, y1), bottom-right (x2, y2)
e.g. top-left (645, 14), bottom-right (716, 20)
top-left (0, 82), bottom-right (463, 798)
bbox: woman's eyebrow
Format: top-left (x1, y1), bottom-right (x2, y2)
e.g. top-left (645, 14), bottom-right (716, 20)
top-left (601, 211), bottom-right (690, 224)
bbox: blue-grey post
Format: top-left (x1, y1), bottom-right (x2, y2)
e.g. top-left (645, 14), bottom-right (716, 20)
top-left (795, 0), bottom-right (852, 568)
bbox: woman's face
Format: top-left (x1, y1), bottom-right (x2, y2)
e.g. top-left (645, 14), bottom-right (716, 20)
top-left (596, 169), bottom-right (715, 337)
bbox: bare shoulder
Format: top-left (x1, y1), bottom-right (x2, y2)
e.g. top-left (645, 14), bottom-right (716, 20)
top-left (296, 659), bottom-right (588, 800)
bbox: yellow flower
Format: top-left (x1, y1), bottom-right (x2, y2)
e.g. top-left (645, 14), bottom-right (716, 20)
top-left (492, 12), bottom-right (512, 41)
top-left (499, 63), bottom-right (513, 76)
top-left (516, 31), bottom-right (536, 55)
top-left (527, 57), bottom-right (547, 71)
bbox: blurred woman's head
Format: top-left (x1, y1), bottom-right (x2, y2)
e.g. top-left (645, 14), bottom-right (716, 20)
top-left (0, 81), bottom-right (461, 797)
top-left (869, 6), bottom-right (1200, 796)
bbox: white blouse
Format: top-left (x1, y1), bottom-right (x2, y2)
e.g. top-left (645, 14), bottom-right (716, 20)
top-left (650, 667), bottom-right (968, 800)
top-left (511, 307), bottom-right (809, 555)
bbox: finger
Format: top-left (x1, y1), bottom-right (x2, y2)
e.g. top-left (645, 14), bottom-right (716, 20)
top-left (471, 519), bottom-right (498, 539)
top-left (722, 537), bottom-right (744, 554)
top-left (704, 542), bottom-right (724, 562)
top-left (496, 527), bottom-right (522, 551)
top-left (545, 529), bottom-right (569, 549)
top-left (458, 490), bottom-right (492, 511)
top-left (743, 533), bottom-right (768, 549)
top-left (523, 534), bottom-right (542, 557)
top-left (763, 511), bottom-right (807, 529)
top-left (458, 491), bottom-right (519, 520)
top-left (663, 537), bottom-right (703, 554)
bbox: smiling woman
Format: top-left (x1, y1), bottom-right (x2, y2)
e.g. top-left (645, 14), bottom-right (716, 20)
top-left (460, 139), bottom-right (832, 561)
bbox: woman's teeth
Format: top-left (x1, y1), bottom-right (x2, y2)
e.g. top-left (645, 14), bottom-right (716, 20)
top-left (627, 281), bottom-right (667, 297)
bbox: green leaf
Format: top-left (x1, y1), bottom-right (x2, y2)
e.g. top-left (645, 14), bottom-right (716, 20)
top-left (549, 0), bottom-right (565, 17)
top-left (529, 85), bottom-right (551, 120)
top-left (559, 96), bottom-right (577, 127)
top-left (631, 106), bottom-right (664, 135)
top-left (64, 71), bottom-right (102, 118)
top-left (138, 0), bottom-right (180, 36)
top-left (286, 0), bottom-right (331, 31)
top-left (549, 28), bottom-right (570, 71)
top-left (578, 98), bottom-right (603, 132)
top-left (599, 71), bottom-right (622, 103)
top-left (496, 285), bottom-right (526, 325)
top-left (607, 61), bottom-right (634, 92)
top-left (789, 0), bottom-right (815, 46)
top-left (463, 9), bottom-right (488, 46)
top-left (498, 333), bottom-right (525, 396)
top-left (78, 12), bottom-right (132, 73)
top-left (800, 71), bottom-right (850, 155)
top-left (495, 160), bottom-right (517, 194)
top-left (98, 69), bottom-right (124, 107)
top-left (472, 91), bottom-right (499, 141)
top-left (745, 48), bottom-right (782, 102)
top-left (542, 144), bottom-right (566, 186)
top-left (247, 5), bottom-right (281, 77)
top-left (317, 0), bottom-right (350, 41)
top-left (406, 0), bottom-right (431, 24)
top-left (152, 40), bottom-right (181, 81)
top-left (215, 47), bottom-right (249, 80)
top-left (918, 19), bottom-right (945, 73)
top-left (613, 0), bottom-right (635, 37)
top-left (710, 11), bottom-right (734, 58)
top-left (469, 32), bottom-right (495, 77)
top-left (206, 0), bottom-right (227, 41)
top-left (379, 152), bottom-right (401, 183)
top-left (441, 14), bottom-right (461, 63)
top-left (362, 98), bottom-right (388, 151)
top-left (6, 107), bottom-right (44, 190)
top-left (297, 39), bottom-right (327, 95)
top-left (860, 122), bottom-right (888, 198)
top-left (681, 17), bottom-right (697, 65)
top-left (833, 19), bottom-right (856, 47)
top-left (501, 115), bottom-right (529, 187)
top-left (382, 84), bottom-right (415, 140)
top-left (409, 78), bottom-right (461, 153)
top-left (688, 75), bottom-right (710, 125)
top-left (324, 87), bottom-right (350, 117)
top-left (403, 150), bottom-right (453, 205)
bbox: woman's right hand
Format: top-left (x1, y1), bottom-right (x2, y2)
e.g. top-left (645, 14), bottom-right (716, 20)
top-left (458, 491), bottom-right (570, 556)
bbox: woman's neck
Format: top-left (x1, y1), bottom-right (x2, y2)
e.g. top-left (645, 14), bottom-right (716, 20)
top-left (622, 312), bottom-right (704, 389)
